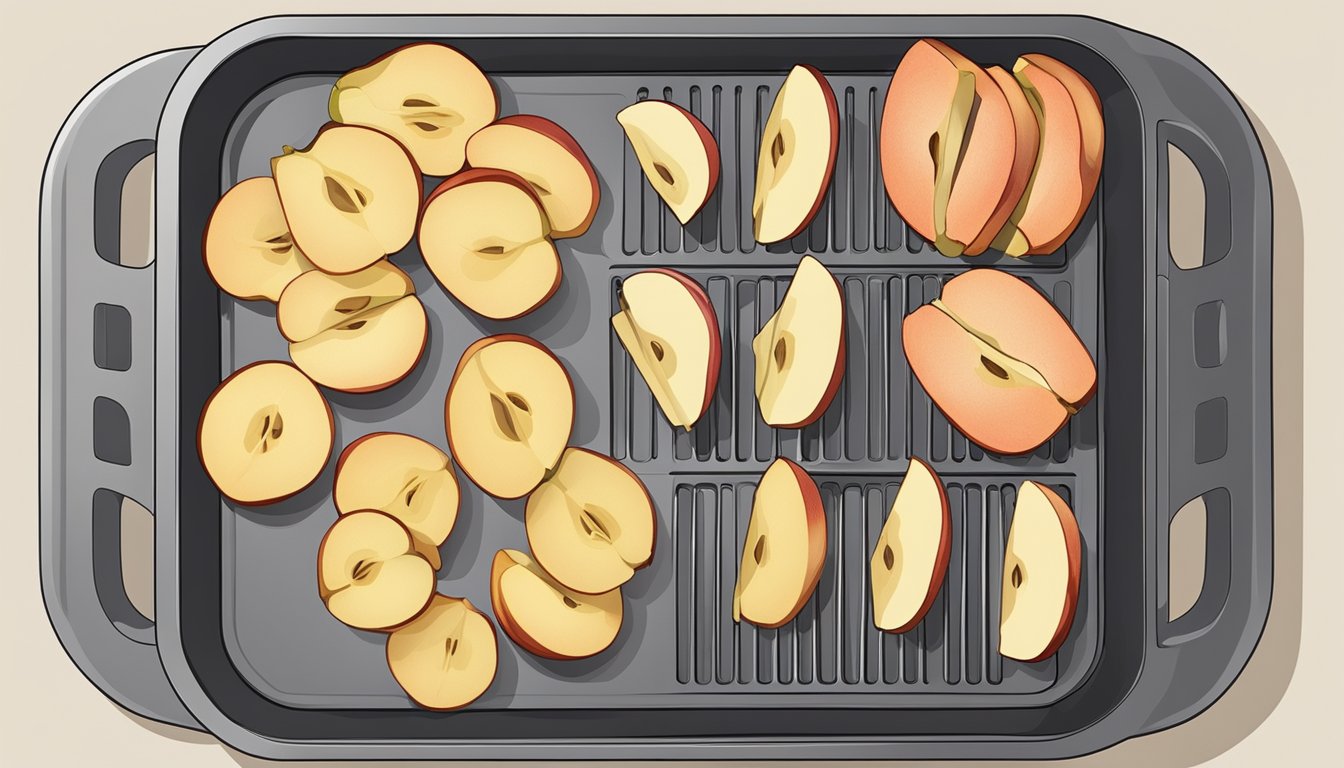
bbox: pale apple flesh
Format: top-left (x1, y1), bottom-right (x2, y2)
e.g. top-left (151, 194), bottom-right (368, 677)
top-left (616, 99), bottom-right (720, 225)
top-left (870, 457), bottom-right (952, 633)
top-left (465, 115), bottom-right (600, 238)
top-left (525, 447), bottom-right (655, 595)
top-left (203, 177), bottom-right (314, 301)
top-left (317, 510), bottom-right (436, 631)
top-left (197, 361), bottom-right (334, 505)
top-left (490, 549), bottom-right (623, 660)
top-left (386, 595), bottom-right (498, 710)
top-left (288, 294), bottom-right (428, 393)
top-left (1000, 481), bottom-right (1082, 662)
top-left (753, 65), bottom-right (839, 244)
top-left (733, 458), bottom-right (827, 628)
top-left (276, 260), bottom-right (414, 343)
top-left (753, 255), bottom-right (846, 428)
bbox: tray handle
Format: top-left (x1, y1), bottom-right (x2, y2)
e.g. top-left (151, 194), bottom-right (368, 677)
top-left (40, 48), bottom-right (203, 730)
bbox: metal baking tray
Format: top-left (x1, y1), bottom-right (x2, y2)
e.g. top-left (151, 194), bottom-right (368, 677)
top-left (40, 14), bottom-right (1273, 760)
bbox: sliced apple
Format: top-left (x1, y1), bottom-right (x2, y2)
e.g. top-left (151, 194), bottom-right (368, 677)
top-left (870, 457), bottom-right (951, 633)
top-left (286, 293), bottom-right (427, 394)
top-left (276, 260), bottom-right (414, 343)
top-left (271, 124), bottom-right (420, 275)
top-left (611, 269), bottom-right (720, 431)
top-left (616, 100), bottom-right (720, 225)
top-left (197, 361), bottom-right (333, 505)
top-left (753, 255), bottom-right (845, 428)
top-left (419, 169), bottom-right (560, 320)
top-left (1000, 481), bottom-right (1082, 662)
top-left (445, 335), bottom-right (574, 499)
top-left (333, 433), bottom-right (459, 571)
top-left (733, 458), bottom-right (827, 628)
top-left (525, 448), bottom-right (655, 595)
top-left (752, 64), bottom-right (839, 244)
top-left (386, 595), bottom-right (498, 710)
top-left (490, 549), bottom-right (623, 660)
top-left (317, 510), bottom-right (436, 631)
top-left (329, 42), bottom-right (498, 176)
top-left (465, 115), bottom-right (599, 238)
top-left (203, 177), bottom-right (314, 301)
top-left (967, 65), bottom-right (1042, 256)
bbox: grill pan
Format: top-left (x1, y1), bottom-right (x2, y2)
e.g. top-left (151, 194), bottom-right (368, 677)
top-left (40, 14), bottom-right (1272, 760)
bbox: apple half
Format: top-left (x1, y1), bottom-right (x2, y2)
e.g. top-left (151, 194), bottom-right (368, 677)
top-left (752, 64), bottom-right (839, 244)
top-left (203, 177), bottom-right (314, 301)
top-left (870, 457), bottom-right (951, 633)
top-left (611, 268), bottom-right (721, 431)
top-left (465, 115), bottom-right (600, 238)
top-left (317, 510), bottom-right (436, 631)
top-left (733, 458), bottom-right (827, 628)
top-left (1000, 481), bottom-right (1082, 662)
top-left (753, 255), bottom-right (845, 428)
top-left (386, 595), bottom-right (498, 710)
top-left (616, 99), bottom-right (720, 225)
top-left (490, 549), bottom-right (623, 660)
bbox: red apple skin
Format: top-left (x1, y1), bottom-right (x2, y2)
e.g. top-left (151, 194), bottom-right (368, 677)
top-left (629, 100), bottom-right (721, 222)
top-left (966, 66), bottom-right (1041, 256)
top-left (772, 65), bottom-right (840, 243)
top-left (634, 268), bottom-right (721, 426)
top-left (767, 265), bottom-right (846, 430)
top-left (754, 457), bottom-right (828, 629)
top-left (883, 457), bottom-right (953, 634)
top-left (1018, 482), bottom-right (1082, 663)
top-left (477, 114), bottom-right (601, 238)
top-left (489, 550), bottom-right (619, 661)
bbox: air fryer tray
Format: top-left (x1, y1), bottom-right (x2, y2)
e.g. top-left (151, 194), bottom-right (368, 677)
top-left (40, 15), bottom-right (1273, 761)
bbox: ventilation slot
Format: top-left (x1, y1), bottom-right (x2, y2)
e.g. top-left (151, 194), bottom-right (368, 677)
top-left (93, 489), bottom-right (154, 643)
top-left (93, 303), bottom-right (132, 371)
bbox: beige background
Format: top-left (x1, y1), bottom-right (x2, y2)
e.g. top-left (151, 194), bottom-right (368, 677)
top-left (3, 1), bottom-right (1336, 765)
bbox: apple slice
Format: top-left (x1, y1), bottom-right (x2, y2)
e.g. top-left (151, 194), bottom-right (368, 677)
top-left (286, 293), bottom-right (427, 394)
top-left (490, 549), bottom-right (623, 660)
top-left (204, 177), bottom-right (314, 301)
top-left (197, 361), bottom-right (333, 505)
top-left (465, 115), bottom-right (600, 238)
top-left (753, 255), bottom-right (845, 428)
top-left (419, 169), bottom-right (561, 320)
top-left (446, 335), bottom-right (574, 499)
top-left (752, 64), bottom-right (839, 244)
top-left (733, 458), bottom-right (827, 628)
top-left (329, 43), bottom-right (498, 176)
top-left (611, 269), bottom-right (720, 431)
top-left (333, 433), bottom-right (459, 571)
top-left (1000, 481), bottom-right (1082, 662)
top-left (276, 260), bottom-right (414, 343)
top-left (870, 457), bottom-right (952, 632)
top-left (616, 100), bottom-right (720, 225)
top-left (386, 595), bottom-right (498, 710)
top-left (317, 510), bottom-right (436, 631)
top-left (525, 448), bottom-right (655, 595)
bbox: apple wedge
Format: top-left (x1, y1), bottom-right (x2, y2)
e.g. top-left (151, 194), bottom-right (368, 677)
top-left (490, 549), bottom-right (623, 660)
top-left (753, 64), bottom-right (839, 244)
top-left (329, 43), bottom-right (498, 176)
top-left (733, 458), bottom-right (827, 628)
top-left (446, 335), bottom-right (574, 499)
top-left (611, 268), bottom-right (721, 431)
top-left (197, 361), bottom-right (333, 505)
top-left (616, 100), bottom-right (720, 225)
top-left (1000, 481), bottom-right (1082, 662)
top-left (870, 457), bottom-right (951, 633)
top-left (386, 595), bottom-right (498, 710)
top-left (753, 255), bottom-right (845, 428)
top-left (271, 124), bottom-right (421, 275)
top-left (419, 169), bottom-right (561, 320)
top-left (204, 177), bottom-right (314, 301)
top-left (334, 433), bottom-right (459, 571)
top-left (525, 448), bottom-right (655, 595)
top-left (465, 115), bottom-right (600, 238)
top-left (317, 510), bottom-right (436, 631)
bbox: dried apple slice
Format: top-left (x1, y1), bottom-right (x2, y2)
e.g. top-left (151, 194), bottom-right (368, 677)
top-left (617, 100), bottom-right (720, 225)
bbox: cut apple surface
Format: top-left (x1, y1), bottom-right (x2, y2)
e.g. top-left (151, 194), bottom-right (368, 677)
top-left (198, 361), bottom-right (333, 505)
top-left (752, 65), bottom-right (839, 244)
top-left (286, 293), bottom-right (427, 394)
top-left (490, 549), bottom-right (623, 660)
top-left (420, 169), bottom-right (561, 320)
top-left (446, 335), bottom-right (574, 499)
top-left (329, 43), bottom-right (498, 176)
top-left (465, 115), bottom-right (599, 238)
top-left (386, 595), bottom-right (498, 710)
top-left (617, 100), bottom-right (720, 225)
top-left (204, 177), bottom-right (314, 301)
top-left (334, 433), bottom-right (459, 571)
top-left (271, 124), bottom-right (421, 275)
top-left (317, 510), bottom-right (436, 631)
top-left (525, 448), bottom-right (655, 595)
top-left (733, 458), bottom-right (827, 628)
top-left (870, 457), bottom-right (951, 633)
top-left (753, 255), bottom-right (845, 428)
top-left (1000, 481), bottom-right (1082, 662)
top-left (611, 269), bottom-right (720, 431)
top-left (276, 260), bottom-right (414, 343)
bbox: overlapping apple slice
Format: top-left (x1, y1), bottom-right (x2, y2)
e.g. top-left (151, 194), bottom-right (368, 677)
top-left (612, 268), bottom-right (720, 431)
top-left (204, 177), bottom-right (314, 301)
top-left (386, 594), bottom-right (498, 710)
top-left (733, 458), bottom-right (827, 628)
top-left (1000, 481), bottom-right (1082, 662)
top-left (870, 457), bottom-right (951, 633)
top-left (491, 549), bottom-right (623, 660)
top-left (317, 510), bottom-right (436, 631)
top-left (617, 100), bottom-right (720, 225)
top-left (753, 255), bottom-right (845, 428)
top-left (465, 115), bottom-right (599, 238)
top-left (753, 64), bottom-right (839, 244)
